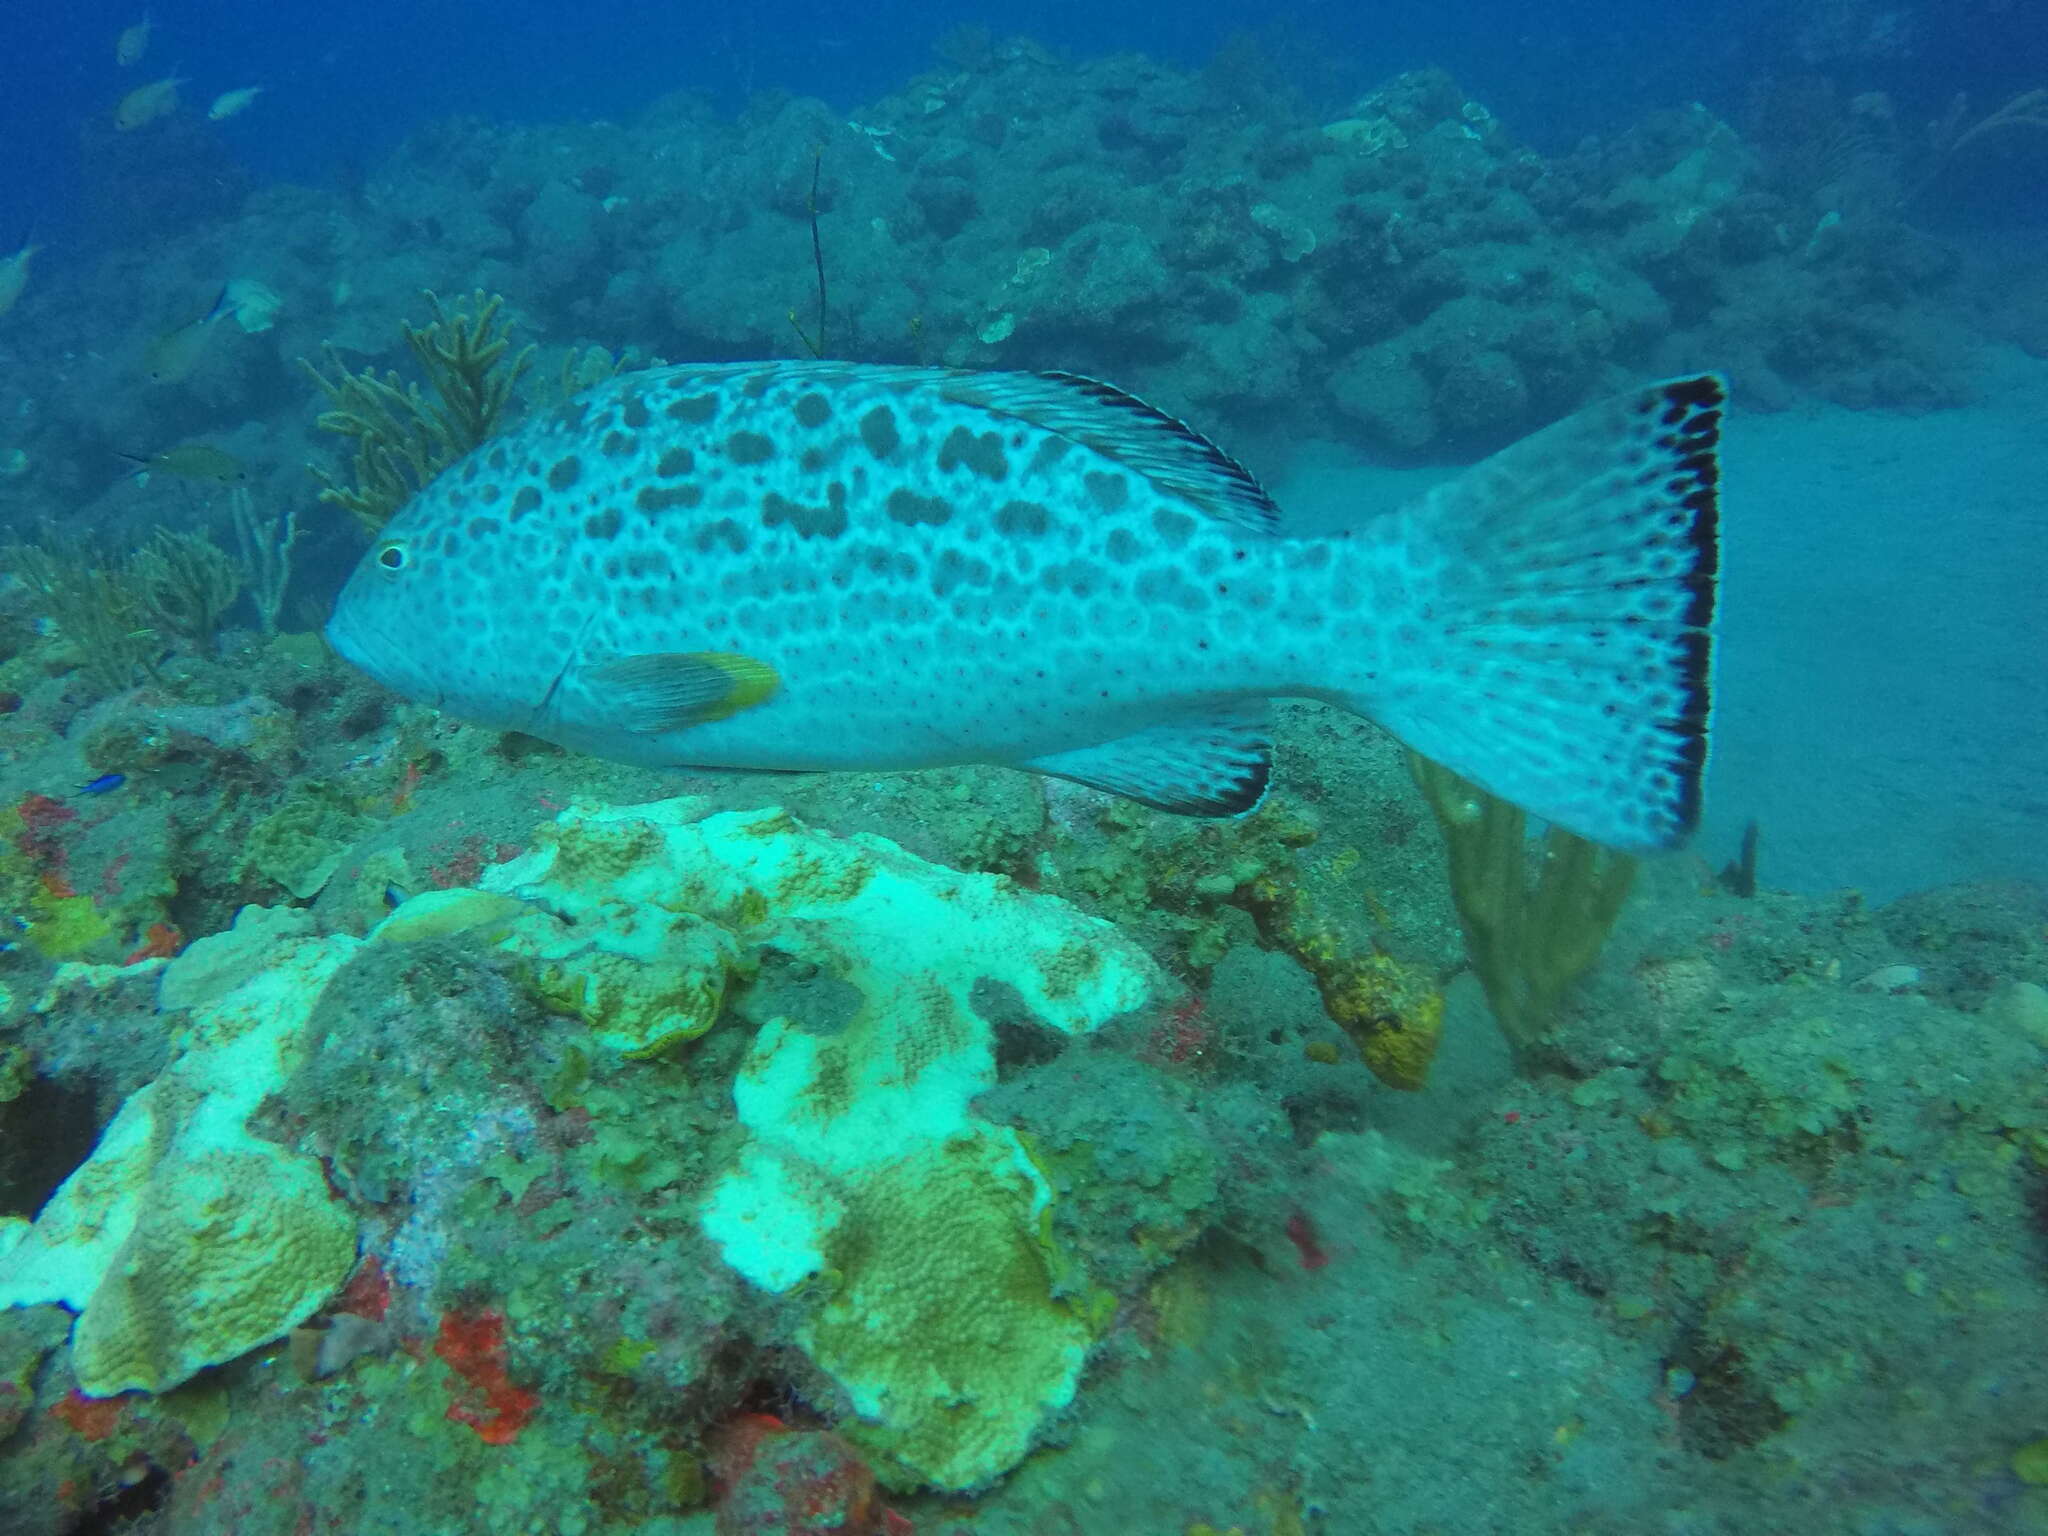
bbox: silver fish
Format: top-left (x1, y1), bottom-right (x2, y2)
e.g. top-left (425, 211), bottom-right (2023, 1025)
top-left (326, 362), bottom-right (1722, 852)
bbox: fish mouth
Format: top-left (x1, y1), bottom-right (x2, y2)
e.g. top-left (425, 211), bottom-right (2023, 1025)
top-left (321, 609), bottom-right (370, 675)
top-left (325, 607), bottom-right (452, 715)
top-left (323, 607), bottom-right (415, 703)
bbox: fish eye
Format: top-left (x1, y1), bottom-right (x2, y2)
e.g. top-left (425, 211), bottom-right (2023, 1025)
top-left (375, 541), bottom-right (409, 573)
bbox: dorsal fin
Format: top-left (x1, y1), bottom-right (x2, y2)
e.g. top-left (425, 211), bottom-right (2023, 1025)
top-left (627, 359), bottom-right (1283, 532)
top-left (942, 370), bottom-right (1282, 533)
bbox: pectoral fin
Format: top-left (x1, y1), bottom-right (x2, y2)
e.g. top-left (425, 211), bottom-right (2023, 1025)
top-left (583, 651), bottom-right (780, 734)
top-left (1020, 707), bottom-right (1272, 816)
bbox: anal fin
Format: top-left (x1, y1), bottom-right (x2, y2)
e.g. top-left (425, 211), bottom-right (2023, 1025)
top-left (1019, 707), bottom-right (1272, 817)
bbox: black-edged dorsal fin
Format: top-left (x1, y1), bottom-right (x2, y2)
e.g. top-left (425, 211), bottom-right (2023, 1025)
top-left (942, 370), bottom-right (1282, 534)
top-left (628, 360), bottom-right (1282, 532)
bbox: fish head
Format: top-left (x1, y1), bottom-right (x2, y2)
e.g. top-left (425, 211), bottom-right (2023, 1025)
top-left (326, 493), bottom-right (565, 733)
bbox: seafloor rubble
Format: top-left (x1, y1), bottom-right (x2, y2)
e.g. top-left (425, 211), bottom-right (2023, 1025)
top-left (0, 654), bottom-right (2043, 1531)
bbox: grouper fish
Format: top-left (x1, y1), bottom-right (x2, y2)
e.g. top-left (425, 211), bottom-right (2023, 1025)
top-left (326, 362), bottom-right (1721, 853)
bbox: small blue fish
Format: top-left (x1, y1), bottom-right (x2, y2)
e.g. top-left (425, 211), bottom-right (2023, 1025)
top-left (78, 773), bottom-right (126, 796)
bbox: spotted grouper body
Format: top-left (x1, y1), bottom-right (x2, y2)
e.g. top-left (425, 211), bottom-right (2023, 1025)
top-left (329, 360), bottom-right (1724, 851)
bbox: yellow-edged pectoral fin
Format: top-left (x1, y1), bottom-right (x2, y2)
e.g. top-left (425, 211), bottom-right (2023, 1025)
top-left (582, 651), bottom-right (781, 733)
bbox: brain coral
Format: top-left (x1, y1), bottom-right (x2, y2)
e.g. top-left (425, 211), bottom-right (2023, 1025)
top-left (70, 1143), bottom-right (357, 1395)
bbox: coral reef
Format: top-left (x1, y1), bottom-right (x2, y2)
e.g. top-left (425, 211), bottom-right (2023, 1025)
top-left (0, 648), bottom-right (2039, 1534)
top-left (129, 528), bottom-right (243, 643)
top-left (0, 50), bottom-right (2018, 539)
top-left (1, 538), bottom-right (165, 692)
top-left (483, 799), bottom-right (1160, 1490)
top-left (0, 30), bottom-right (2043, 1536)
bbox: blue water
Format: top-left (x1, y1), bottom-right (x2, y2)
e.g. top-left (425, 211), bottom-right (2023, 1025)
top-left (7, 1), bottom-right (2044, 230)
top-left (2, 2), bottom-right (2047, 1533)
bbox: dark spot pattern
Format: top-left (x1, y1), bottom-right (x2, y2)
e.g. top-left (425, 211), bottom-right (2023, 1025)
top-left (601, 430), bottom-right (636, 458)
top-left (667, 393), bottom-right (719, 424)
top-left (1026, 438), bottom-right (1073, 476)
top-left (1135, 567), bottom-right (1209, 611)
top-left (636, 483), bottom-right (703, 513)
top-left (725, 431), bottom-right (775, 466)
top-left (931, 548), bottom-right (992, 597)
top-left (548, 457), bottom-right (583, 492)
top-left (621, 393), bottom-right (652, 430)
top-left (793, 392), bottom-right (833, 429)
top-left (762, 490), bottom-right (847, 540)
top-left (995, 500), bottom-right (1051, 538)
top-left (859, 406), bottom-right (900, 461)
top-left (693, 518), bottom-right (750, 555)
top-left (1152, 508), bottom-right (1194, 547)
top-left (1084, 471), bottom-right (1127, 512)
top-left (584, 508), bottom-right (623, 540)
top-left (511, 486), bottom-right (542, 519)
top-left (623, 550), bottom-right (667, 579)
top-left (656, 447), bottom-right (695, 478)
top-left (939, 425), bottom-right (1009, 481)
top-left (1041, 558), bottom-right (1101, 598)
top-left (887, 488), bottom-right (954, 527)
top-left (466, 517), bottom-right (500, 539)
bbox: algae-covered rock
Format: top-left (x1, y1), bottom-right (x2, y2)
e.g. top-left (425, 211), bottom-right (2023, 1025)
top-left (245, 786), bottom-right (375, 900)
top-left (498, 902), bottom-right (741, 1060)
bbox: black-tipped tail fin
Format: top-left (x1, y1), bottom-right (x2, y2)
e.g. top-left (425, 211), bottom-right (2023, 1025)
top-left (1355, 375), bottom-right (1722, 853)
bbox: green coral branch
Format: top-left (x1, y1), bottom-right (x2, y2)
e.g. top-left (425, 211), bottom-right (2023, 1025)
top-left (1407, 751), bottom-right (1637, 1056)
top-left (401, 289), bottom-right (533, 452)
top-left (131, 527), bottom-right (243, 643)
top-left (300, 289), bottom-right (535, 534)
top-left (2, 535), bottom-right (165, 692)
top-left (4, 519), bottom-right (264, 686)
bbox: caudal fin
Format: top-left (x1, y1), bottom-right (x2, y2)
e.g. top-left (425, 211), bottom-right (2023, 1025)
top-left (1361, 376), bottom-right (1722, 853)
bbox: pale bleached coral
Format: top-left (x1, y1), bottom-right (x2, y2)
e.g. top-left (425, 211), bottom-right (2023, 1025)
top-left (0, 911), bottom-right (359, 1396)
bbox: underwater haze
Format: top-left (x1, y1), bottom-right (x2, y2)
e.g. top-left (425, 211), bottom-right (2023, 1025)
top-left (1, 1), bottom-right (2047, 1533)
